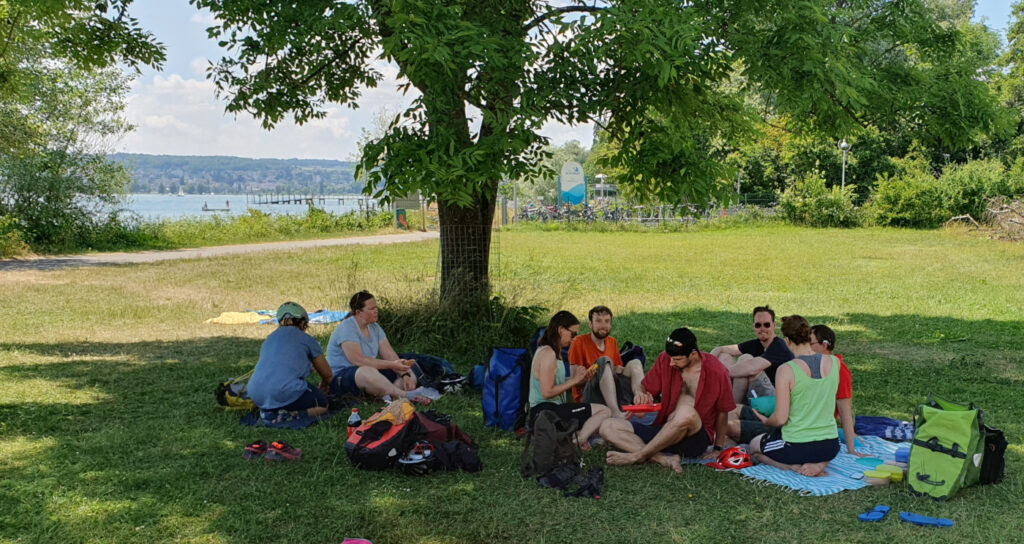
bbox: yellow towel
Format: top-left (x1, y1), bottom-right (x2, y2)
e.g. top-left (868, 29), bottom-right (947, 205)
top-left (205, 311), bottom-right (266, 324)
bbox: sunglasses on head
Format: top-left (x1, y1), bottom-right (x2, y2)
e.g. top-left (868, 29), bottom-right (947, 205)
top-left (753, 321), bottom-right (772, 329)
top-left (666, 337), bottom-right (683, 347)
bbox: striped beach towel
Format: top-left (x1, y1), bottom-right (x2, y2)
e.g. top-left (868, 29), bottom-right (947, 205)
top-left (732, 435), bottom-right (902, 496)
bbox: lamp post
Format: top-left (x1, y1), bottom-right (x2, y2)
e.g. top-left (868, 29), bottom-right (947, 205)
top-left (838, 138), bottom-right (851, 189)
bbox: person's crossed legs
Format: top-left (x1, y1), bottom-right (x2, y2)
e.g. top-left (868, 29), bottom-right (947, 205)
top-left (600, 393), bottom-right (704, 473)
top-left (331, 366), bottom-right (413, 400)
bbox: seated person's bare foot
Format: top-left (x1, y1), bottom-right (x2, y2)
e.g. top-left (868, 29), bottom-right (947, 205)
top-left (606, 450), bottom-right (641, 466)
top-left (796, 462), bottom-right (829, 477)
top-left (651, 453), bottom-right (683, 474)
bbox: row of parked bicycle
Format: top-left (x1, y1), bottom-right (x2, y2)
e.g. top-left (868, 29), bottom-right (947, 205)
top-left (515, 203), bottom-right (722, 223)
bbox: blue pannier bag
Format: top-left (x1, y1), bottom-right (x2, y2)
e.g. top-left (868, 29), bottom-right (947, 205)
top-left (482, 347), bottom-right (529, 431)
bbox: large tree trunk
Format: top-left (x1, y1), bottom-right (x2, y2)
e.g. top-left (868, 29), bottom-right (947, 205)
top-left (437, 180), bottom-right (498, 303)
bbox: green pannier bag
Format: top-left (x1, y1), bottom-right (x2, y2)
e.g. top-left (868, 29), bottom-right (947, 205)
top-left (908, 394), bottom-right (985, 500)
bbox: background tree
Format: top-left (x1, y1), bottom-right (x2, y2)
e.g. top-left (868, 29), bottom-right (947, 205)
top-left (194, 0), bottom-right (999, 302)
top-left (0, 0), bottom-right (164, 250)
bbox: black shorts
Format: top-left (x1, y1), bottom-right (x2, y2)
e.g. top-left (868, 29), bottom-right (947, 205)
top-left (739, 404), bottom-right (775, 444)
top-left (630, 421), bottom-right (710, 458)
top-left (758, 427), bottom-right (840, 465)
top-left (528, 402), bottom-right (593, 430)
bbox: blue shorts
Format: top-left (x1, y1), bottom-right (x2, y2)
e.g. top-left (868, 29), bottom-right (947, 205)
top-left (330, 366), bottom-right (400, 397)
top-left (758, 427), bottom-right (839, 465)
top-left (278, 383), bottom-right (327, 411)
top-left (631, 421), bottom-right (709, 458)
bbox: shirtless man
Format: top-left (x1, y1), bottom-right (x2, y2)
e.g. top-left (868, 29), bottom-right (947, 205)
top-left (600, 328), bottom-right (735, 472)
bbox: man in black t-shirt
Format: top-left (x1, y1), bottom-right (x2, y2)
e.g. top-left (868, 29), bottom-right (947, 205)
top-left (710, 305), bottom-right (794, 404)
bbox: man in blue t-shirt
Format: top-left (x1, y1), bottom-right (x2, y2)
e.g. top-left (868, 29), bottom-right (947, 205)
top-left (710, 305), bottom-right (794, 404)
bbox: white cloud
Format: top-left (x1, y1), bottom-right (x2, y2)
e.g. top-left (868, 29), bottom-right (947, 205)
top-left (189, 58), bottom-right (211, 77)
top-left (190, 11), bottom-right (218, 27)
top-left (122, 64), bottom-right (594, 160)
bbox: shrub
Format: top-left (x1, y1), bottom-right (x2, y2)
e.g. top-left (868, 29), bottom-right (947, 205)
top-left (778, 173), bottom-right (861, 227)
top-left (868, 169), bottom-right (947, 228)
top-left (0, 215), bottom-right (31, 258)
top-left (938, 159), bottom-right (1009, 220)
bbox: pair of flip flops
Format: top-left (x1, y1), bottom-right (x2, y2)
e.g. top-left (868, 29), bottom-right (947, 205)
top-left (858, 505), bottom-right (953, 527)
top-left (243, 440), bottom-right (302, 461)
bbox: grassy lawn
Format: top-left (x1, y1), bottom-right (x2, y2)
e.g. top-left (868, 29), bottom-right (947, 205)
top-left (0, 224), bottom-right (1021, 543)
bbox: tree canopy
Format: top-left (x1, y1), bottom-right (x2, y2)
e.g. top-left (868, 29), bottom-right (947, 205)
top-left (194, 0), bottom-right (1000, 299)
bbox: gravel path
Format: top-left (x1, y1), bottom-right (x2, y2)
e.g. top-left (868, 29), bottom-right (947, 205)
top-left (0, 231), bottom-right (439, 272)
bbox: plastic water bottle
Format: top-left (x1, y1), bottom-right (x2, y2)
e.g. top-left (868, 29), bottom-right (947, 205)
top-left (346, 408), bottom-right (361, 438)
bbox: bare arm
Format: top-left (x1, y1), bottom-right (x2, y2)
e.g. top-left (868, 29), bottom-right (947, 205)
top-left (341, 341), bottom-right (407, 372)
top-left (727, 356), bottom-right (771, 378)
top-left (536, 349), bottom-right (591, 400)
top-left (311, 354), bottom-right (332, 393)
top-left (711, 344), bottom-right (741, 358)
top-left (758, 366), bottom-right (792, 427)
top-left (836, 398), bottom-right (863, 455)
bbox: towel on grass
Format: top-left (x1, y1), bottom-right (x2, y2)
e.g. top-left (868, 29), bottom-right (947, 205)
top-left (239, 409), bottom-right (337, 429)
top-left (205, 311), bottom-right (266, 324)
top-left (731, 435), bottom-right (902, 496)
top-left (207, 309), bottom-right (349, 325)
top-left (258, 310), bottom-right (349, 325)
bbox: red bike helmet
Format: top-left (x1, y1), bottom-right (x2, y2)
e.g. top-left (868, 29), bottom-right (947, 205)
top-left (707, 446), bottom-right (753, 470)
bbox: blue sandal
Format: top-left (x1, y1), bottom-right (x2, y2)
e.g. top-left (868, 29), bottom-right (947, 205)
top-left (899, 511), bottom-right (953, 528)
top-left (858, 505), bottom-right (891, 522)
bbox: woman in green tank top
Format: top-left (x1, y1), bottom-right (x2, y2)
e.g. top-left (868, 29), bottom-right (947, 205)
top-left (748, 315), bottom-right (840, 477)
top-left (528, 311), bottom-right (610, 449)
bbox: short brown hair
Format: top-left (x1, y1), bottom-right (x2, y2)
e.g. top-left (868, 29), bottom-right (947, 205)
top-left (780, 315), bottom-right (811, 345)
top-left (753, 305), bottom-right (776, 322)
top-left (588, 305), bottom-right (613, 322)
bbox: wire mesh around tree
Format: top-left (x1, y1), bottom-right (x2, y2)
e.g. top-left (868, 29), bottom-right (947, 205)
top-left (434, 223), bottom-right (501, 297)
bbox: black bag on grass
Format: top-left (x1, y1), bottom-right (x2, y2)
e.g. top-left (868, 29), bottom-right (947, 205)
top-left (980, 424), bottom-right (1008, 485)
top-left (520, 410), bottom-right (582, 478)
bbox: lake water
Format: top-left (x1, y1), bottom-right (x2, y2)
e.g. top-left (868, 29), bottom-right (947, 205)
top-left (122, 194), bottom-right (378, 220)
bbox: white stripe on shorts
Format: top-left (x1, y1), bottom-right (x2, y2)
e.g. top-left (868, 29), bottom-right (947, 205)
top-left (762, 439), bottom-right (786, 453)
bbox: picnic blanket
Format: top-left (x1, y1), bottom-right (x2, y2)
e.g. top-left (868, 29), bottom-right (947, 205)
top-left (205, 311), bottom-right (267, 324)
top-left (731, 435), bottom-right (903, 496)
top-left (258, 310), bottom-right (349, 325)
top-left (206, 309), bottom-right (349, 325)
top-left (239, 409), bottom-right (337, 429)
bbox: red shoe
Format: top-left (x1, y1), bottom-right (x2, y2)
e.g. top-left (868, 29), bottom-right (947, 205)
top-left (265, 441), bottom-right (302, 462)
top-left (243, 440), bottom-right (267, 460)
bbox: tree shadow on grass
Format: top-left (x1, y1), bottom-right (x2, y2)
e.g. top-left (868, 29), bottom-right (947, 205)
top-left (1, 310), bottom-right (1022, 543)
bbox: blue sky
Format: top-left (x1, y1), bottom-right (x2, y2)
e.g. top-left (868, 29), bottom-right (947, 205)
top-left (120, 1), bottom-right (1016, 160)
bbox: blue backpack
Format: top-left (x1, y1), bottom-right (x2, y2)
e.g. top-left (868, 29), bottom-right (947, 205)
top-left (482, 347), bottom-right (530, 431)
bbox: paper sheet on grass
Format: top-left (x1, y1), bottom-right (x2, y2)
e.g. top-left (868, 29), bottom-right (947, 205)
top-left (730, 435), bottom-right (903, 496)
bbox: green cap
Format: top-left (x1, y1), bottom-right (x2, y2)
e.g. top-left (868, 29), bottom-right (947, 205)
top-left (276, 301), bottom-right (308, 321)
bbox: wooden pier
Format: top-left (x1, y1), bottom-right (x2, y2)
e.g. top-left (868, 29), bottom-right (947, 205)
top-left (246, 193), bottom-right (380, 210)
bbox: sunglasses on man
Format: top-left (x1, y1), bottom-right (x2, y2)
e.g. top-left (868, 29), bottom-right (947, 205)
top-left (753, 321), bottom-right (773, 329)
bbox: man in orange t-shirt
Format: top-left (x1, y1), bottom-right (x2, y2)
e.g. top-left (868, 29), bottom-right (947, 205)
top-left (568, 306), bottom-right (645, 418)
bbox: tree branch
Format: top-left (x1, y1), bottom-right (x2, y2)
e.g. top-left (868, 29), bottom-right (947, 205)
top-left (525, 5), bottom-right (605, 32)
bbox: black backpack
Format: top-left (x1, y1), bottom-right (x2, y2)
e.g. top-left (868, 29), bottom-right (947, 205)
top-left (520, 410), bottom-right (582, 478)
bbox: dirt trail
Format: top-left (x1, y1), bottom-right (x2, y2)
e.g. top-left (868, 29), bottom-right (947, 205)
top-left (0, 231), bottom-right (439, 272)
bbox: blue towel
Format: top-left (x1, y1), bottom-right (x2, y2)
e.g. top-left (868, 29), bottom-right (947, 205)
top-left (732, 435), bottom-right (902, 496)
top-left (239, 409), bottom-right (336, 429)
top-left (258, 309), bottom-right (350, 325)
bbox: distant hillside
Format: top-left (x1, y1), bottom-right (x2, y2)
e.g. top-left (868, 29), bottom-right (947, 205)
top-left (110, 153), bottom-right (362, 195)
